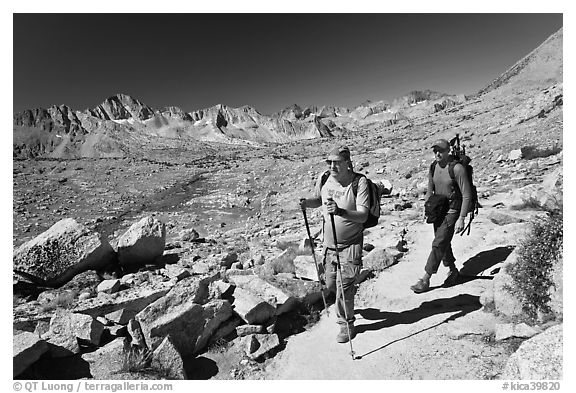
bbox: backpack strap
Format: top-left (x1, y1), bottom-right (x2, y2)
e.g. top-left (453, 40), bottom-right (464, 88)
top-left (351, 173), bottom-right (362, 196)
top-left (448, 161), bottom-right (457, 180)
top-left (430, 161), bottom-right (437, 177)
top-left (322, 172), bottom-right (368, 204)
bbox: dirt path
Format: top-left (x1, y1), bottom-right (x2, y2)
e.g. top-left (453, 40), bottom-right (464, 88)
top-left (264, 202), bottom-right (524, 379)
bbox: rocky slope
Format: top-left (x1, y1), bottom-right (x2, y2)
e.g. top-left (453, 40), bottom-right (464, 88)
top-left (13, 28), bottom-right (563, 380)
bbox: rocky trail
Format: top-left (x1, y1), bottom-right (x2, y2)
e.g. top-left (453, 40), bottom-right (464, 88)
top-left (265, 199), bottom-right (524, 379)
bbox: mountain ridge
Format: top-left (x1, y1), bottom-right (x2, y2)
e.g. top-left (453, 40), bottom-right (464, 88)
top-left (13, 28), bottom-right (563, 159)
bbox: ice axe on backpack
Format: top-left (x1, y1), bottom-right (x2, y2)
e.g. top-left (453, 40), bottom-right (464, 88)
top-left (300, 199), bottom-right (329, 316)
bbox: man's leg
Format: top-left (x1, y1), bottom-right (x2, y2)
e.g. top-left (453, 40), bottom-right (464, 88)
top-left (442, 243), bottom-right (456, 267)
top-left (425, 212), bottom-right (458, 275)
top-left (324, 245), bottom-right (361, 342)
top-left (441, 237), bottom-right (459, 287)
top-left (412, 213), bottom-right (458, 293)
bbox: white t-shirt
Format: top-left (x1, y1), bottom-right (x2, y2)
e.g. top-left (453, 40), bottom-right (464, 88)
top-left (314, 173), bottom-right (369, 247)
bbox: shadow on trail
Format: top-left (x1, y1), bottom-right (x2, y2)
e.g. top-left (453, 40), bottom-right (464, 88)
top-left (423, 246), bottom-right (516, 291)
top-left (458, 245), bottom-right (515, 279)
top-left (354, 294), bottom-right (481, 359)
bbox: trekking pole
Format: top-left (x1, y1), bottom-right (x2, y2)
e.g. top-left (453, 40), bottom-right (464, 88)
top-left (327, 198), bottom-right (356, 361)
top-left (300, 199), bottom-right (329, 316)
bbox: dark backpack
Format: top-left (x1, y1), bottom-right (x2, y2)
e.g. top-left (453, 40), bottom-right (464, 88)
top-left (320, 171), bottom-right (381, 228)
top-left (424, 194), bottom-right (450, 224)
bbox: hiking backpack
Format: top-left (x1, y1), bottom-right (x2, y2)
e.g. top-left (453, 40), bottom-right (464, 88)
top-left (320, 171), bottom-right (381, 228)
top-left (429, 134), bottom-right (480, 235)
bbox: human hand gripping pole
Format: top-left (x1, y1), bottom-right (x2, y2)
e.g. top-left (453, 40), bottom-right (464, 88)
top-left (327, 197), bottom-right (356, 360)
top-left (299, 198), bottom-right (329, 316)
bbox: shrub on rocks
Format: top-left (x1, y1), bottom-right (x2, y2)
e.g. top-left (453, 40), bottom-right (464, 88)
top-left (505, 211), bottom-right (563, 321)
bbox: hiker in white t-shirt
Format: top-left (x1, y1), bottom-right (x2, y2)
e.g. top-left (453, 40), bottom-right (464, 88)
top-left (299, 146), bottom-right (369, 343)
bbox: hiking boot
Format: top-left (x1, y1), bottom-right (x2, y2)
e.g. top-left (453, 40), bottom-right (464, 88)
top-left (336, 324), bottom-right (355, 343)
top-left (443, 269), bottom-right (459, 287)
top-left (410, 278), bottom-right (430, 294)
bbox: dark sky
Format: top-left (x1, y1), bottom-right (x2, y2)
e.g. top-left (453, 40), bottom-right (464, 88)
top-left (13, 13), bottom-right (563, 115)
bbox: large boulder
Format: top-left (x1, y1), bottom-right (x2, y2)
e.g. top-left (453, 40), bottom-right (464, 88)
top-left (117, 216), bottom-right (166, 266)
top-left (13, 218), bottom-right (115, 287)
top-left (293, 255), bottom-right (321, 281)
top-left (232, 286), bottom-right (277, 325)
top-left (227, 275), bottom-right (298, 315)
top-left (137, 299), bottom-right (233, 356)
top-left (13, 331), bottom-right (49, 377)
top-left (491, 250), bottom-right (524, 318)
top-left (547, 255), bottom-right (563, 319)
top-left (81, 337), bottom-right (127, 379)
top-left (506, 168), bottom-right (562, 211)
top-left (43, 309), bottom-right (105, 357)
top-left (151, 336), bottom-right (187, 379)
top-left (72, 279), bottom-right (174, 319)
top-left (502, 324), bottom-right (562, 379)
top-left (135, 273), bottom-right (227, 354)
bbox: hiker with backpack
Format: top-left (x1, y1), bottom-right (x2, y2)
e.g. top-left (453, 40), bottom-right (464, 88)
top-left (410, 138), bottom-right (473, 294)
top-left (298, 146), bottom-right (370, 344)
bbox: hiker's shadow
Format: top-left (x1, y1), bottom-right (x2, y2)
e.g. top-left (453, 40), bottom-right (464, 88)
top-left (353, 294), bottom-right (482, 359)
top-left (457, 245), bottom-right (515, 284)
top-left (355, 293), bottom-right (481, 335)
top-left (410, 246), bottom-right (516, 293)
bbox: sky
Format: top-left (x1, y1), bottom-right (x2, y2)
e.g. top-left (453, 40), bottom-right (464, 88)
top-left (12, 12), bottom-right (563, 115)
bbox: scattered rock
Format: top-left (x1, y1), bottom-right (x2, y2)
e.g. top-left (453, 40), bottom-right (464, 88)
top-left (488, 212), bottom-right (525, 226)
top-left (495, 323), bottom-right (540, 341)
top-left (179, 228), bottom-right (200, 242)
top-left (508, 149), bottom-right (523, 161)
top-left (127, 318), bottom-right (147, 349)
top-left (97, 279), bottom-right (122, 294)
top-left (219, 252), bottom-right (239, 269)
top-left (236, 324), bottom-right (265, 336)
top-left (244, 333), bottom-right (281, 360)
top-left (362, 247), bottom-right (395, 272)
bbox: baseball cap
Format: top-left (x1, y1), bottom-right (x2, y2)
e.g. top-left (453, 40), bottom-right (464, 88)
top-left (431, 139), bottom-right (450, 151)
top-left (326, 146), bottom-right (351, 162)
